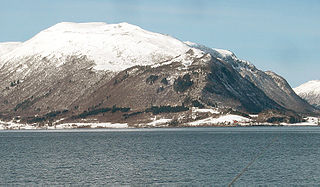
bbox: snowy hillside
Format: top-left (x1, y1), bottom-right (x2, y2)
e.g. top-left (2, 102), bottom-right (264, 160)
top-left (0, 22), bottom-right (194, 72)
top-left (294, 80), bottom-right (320, 96)
top-left (294, 80), bottom-right (320, 108)
top-left (0, 42), bottom-right (21, 60)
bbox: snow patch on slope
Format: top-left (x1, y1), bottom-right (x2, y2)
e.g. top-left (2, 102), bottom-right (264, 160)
top-left (192, 107), bottom-right (220, 114)
top-left (184, 41), bottom-right (255, 70)
top-left (146, 118), bottom-right (172, 126)
top-left (151, 48), bottom-right (205, 68)
top-left (213, 48), bottom-right (234, 58)
top-left (187, 114), bottom-right (251, 126)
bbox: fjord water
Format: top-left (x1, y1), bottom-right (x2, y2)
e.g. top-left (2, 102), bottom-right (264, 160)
top-left (1, 127), bottom-right (319, 186)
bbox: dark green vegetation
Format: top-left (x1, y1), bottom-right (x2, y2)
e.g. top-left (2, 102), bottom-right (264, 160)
top-left (173, 74), bottom-right (193, 92)
top-left (160, 78), bottom-right (168, 85)
top-left (146, 75), bottom-right (159, 85)
top-left (74, 105), bottom-right (130, 119)
top-left (25, 110), bottom-right (69, 123)
top-left (123, 111), bottom-right (143, 119)
top-left (191, 100), bottom-right (205, 108)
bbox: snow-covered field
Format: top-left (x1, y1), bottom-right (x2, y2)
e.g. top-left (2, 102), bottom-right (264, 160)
top-left (281, 117), bottom-right (319, 126)
top-left (0, 115), bottom-right (318, 130)
top-left (0, 120), bottom-right (128, 130)
top-left (0, 120), bottom-right (37, 130)
top-left (51, 122), bottom-right (128, 129)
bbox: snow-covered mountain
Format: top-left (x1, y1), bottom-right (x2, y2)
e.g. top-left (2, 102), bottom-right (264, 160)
top-left (294, 80), bottom-right (320, 108)
top-left (0, 22), bottom-right (316, 125)
top-left (0, 22), bottom-right (200, 76)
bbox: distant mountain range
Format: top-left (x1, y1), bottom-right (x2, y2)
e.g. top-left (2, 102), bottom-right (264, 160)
top-left (0, 22), bottom-right (317, 127)
top-left (294, 80), bottom-right (320, 108)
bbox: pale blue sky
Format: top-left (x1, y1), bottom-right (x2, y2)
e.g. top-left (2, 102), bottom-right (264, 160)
top-left (0, 0), bottom-right (319, 87)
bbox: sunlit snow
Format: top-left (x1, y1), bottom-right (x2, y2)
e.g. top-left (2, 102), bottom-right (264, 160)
top-left (0, 22), bottom-right (192, 72)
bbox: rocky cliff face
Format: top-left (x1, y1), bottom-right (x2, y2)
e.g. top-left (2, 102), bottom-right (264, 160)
top-left (0, 22), bottom-right (316, 124)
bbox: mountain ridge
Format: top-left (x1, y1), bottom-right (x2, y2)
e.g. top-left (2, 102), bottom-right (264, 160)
top-left (186, 41), bottom-right (314, 113)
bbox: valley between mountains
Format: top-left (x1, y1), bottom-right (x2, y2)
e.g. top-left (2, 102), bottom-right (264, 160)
top-left (0, 22), bottom-right (319, 129)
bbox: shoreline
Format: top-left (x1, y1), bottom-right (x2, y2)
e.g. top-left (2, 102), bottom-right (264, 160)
top-left (0, 122), bottom-right (319, 131)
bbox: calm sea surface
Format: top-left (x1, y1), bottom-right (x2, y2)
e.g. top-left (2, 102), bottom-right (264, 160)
top-left (0, 127), bottom-right (320, 186)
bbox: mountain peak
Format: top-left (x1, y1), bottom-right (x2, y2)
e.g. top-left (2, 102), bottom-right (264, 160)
top-left (45, 22), bottom-right (142, 33)
top-left (294, 80), bottom-right (320, 94)
top-left (0, 22), bottom-right (191, 72)
top-left (46, 22), bottom-right (108, 32)
top-left (294, 80), bottom-right (320, 108)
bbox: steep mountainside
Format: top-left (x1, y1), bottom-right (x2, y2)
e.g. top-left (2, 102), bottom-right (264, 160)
top-left (294, 80), bottom-right (320, 108)
top-left (0, 22), bottom-right (316, 125)
top-left (73, 52), bottom-right (281, 114)
top-left (186, 42), bottom-right (314, 113)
